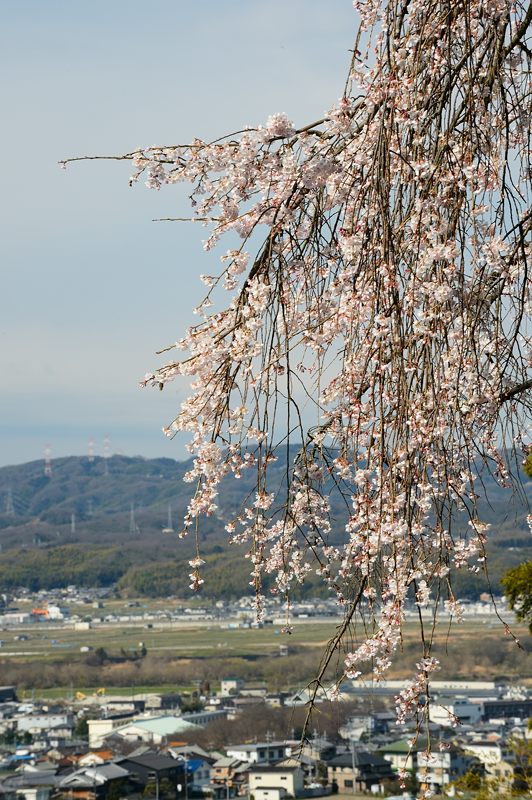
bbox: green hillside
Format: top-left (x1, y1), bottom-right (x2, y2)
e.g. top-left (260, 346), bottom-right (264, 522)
top-left (0, 454), bottom-right (529, 599)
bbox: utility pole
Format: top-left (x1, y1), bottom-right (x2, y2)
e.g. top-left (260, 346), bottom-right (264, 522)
top-left (103, 434), bottom-right (111, 475)
top-left (351, 739), bottom-right (357, 796)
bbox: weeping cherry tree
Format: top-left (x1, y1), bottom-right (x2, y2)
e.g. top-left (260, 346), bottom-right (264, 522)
top-left (64, 0), bottom-right (532, 749)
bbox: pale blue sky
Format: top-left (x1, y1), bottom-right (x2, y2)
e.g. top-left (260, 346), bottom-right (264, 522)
top-left (0, 1), bottom-right (355, 467)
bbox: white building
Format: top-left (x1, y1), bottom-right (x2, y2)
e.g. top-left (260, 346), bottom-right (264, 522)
top-left (417, 748), bottom-right (477, 792)
top-left (226, 743), bottom-right (289, 765)
top-left (248, 762), bottom-right (305, 800)
top-left (462, 741), bottom-right (509, 775)
top-left (428, 698), bottom-right (482, 727)
top-left (87, 717), bottom-right (132, 748)
top-left (95, 715), bottom-right (200, 746)
top-left (0, 613), bottom-right (31, 625)
top-left (45, 605), bottom-right (69, 621)
top-left (16, 714), bottom-right (73, 734)
top-left (220, 678), bottom-right (244, 697)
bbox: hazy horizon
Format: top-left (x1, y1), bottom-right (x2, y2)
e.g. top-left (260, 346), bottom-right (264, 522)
top-left (1, 1), bottom-right (355, 467)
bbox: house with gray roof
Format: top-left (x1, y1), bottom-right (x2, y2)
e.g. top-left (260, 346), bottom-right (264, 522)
top-left (0, 764), bottom-right (60, 800)
top-left (116, 751), bottom-right (185, 790)
top-left (58, 763), bottom-right (132, 799)
top-left (326, 749), bottom-right (395, 793)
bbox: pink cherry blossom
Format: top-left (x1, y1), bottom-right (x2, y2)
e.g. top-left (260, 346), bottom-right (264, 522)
top-left (66, 0), bottom-right (532, 740)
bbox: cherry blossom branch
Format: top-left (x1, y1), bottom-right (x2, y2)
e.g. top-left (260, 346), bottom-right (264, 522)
top-left (66, 0), bottom-right (532, 744)
top-left (500, 379), bottom-right (532, 403)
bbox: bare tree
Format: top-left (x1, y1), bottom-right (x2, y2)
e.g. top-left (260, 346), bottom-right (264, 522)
top-left (64, 0), bottom-right (531, 738)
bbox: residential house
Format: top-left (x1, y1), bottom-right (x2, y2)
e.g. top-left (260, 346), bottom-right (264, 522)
top-left (16, 713), bottom-right (74, 736)
top-left (186, 757), bottom-right (213, 793)
top-left (487, 758), bottom-right (516, 792)
top-left (0, 764), bottom-right (59, 800)
top-left (285, 686), bottom-right (347, 708)
top-left (32, 727), bottom-right (77, 751)
top-left (58, 763), bottom-right (131, 800)
top-left (77, 750), bottom-right (116, 768)
top-left (416, 746), bottom-right (482, 793)
top-left (226, 742), bottom-right (288, 765)
top-left (210, 757), bottom-right (248, 797)
top-left (167, 745), bottom-right (212, 761)
top-left (86, 717), bottom-right (135, 749)
top-left (248, 762), bottom-right (305, 800)
top-left (18, 786), bottom-right (54, 800)
top-left (293, 738), bottom-right (336, 783)
top-left (283, 753), bottom-right (321, 784)
top-left (264, 694), bottom-right (286, 709)
top-left (460, 739), bottom-right (509, 772)
top-left (224, 697), bottom-right (265, 720)
top-left (326, 749), bottom-right (395, 793)
top-left (220, 679), bottom-right (245, 697)
top-left (166, 746), bottom-right (216, 793)
top-left (116, 751), bottom-right (185, 788)
top-left (298, 737), bottom-right (336, 764)
top-left (379, 737), bottom-right (432, 777)
top-left (143, 693), bottom-right (181, 710)
top-left (241, 687), bottom-right (268, 699)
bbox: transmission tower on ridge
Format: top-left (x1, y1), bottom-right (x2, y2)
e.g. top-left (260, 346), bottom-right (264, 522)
top-left (88, 437), bottom-right (95, 463)
top-left (103, 434), bottom-right (111, 475)
top-left (5, 488), bottom-right (15, 517)
top-left (162, 503), bottom-right (174, 534)
top-left (129, 502), bottom-right (140, 535)
top-left (44, 444), bottom-right (52, 477)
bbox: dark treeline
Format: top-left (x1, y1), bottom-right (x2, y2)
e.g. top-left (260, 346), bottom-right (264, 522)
top-left (2, 632), bottom-right (529, 692)
top-left (0, 543), bottom-right (331, 599)
top-left (0, 541), bottom-right (526, 600)
top-left (188, 701), bottom-right (375, 749)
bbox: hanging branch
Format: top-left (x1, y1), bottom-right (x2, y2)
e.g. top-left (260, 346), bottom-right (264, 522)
top-left (63, 0), bottom-right (531, 761)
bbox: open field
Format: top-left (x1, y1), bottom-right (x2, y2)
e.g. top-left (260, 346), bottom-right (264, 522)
top-left (0, 616), bottom-right (524, 660)
top-left (4, 619), bottom-right (335, 660)
top-left (0, 611), bottom-right (529, 697)
top-left (18, 684), bottom-right (185, 700)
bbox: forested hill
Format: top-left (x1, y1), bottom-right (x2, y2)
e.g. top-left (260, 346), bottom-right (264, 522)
top-left (0, 455), bottom-right (197, 542)
top-left (0, 454), bottom-right (529, 599)
top-left (0, 453), bottom-right (287, 597)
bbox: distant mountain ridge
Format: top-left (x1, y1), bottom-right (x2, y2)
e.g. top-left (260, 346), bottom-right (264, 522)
top-left (0, 454), bottom-right (529, 598)
top-left (0, 455), bottom-right (190, 527)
